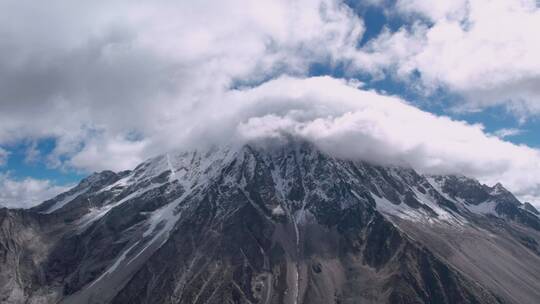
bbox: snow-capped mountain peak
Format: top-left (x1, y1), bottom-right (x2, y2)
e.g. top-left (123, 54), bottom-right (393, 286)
top-left (3, 141), bottom-right (540, 304)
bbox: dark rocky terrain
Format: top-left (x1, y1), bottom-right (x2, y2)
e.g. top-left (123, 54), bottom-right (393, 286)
top-left (2, 140), bottom-right (540, 304)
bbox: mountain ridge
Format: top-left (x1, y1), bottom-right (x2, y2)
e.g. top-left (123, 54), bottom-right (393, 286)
top-left (2, 140), bottom-right (540, 304)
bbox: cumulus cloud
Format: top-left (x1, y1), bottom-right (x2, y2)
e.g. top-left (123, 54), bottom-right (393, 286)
top-left (1, 0), bottom-right (540, 207)
top-left (223, 76), bottom-right (540, 202)
top-left (0, 0), bottom-right (364, 171)
top-left (362, 0), bottom-right (540, 116)
top-left (0, 173), bottom-right (70, 208)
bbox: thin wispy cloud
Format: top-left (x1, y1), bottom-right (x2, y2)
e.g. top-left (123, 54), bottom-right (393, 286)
top-left (493, 128), bottom-right (524, 139)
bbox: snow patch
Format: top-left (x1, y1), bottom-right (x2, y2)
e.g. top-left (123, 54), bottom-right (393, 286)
top-left (87, 242), bottom-right (139, 288)
top-left (413, 189), bottom-right (465, 225)
top-left (466, 201), bottom-right (498, 216)
top-left (369, 192), bottom-right (423, 222)
top-left (43, 188), bottom-right (88, 214)
top-left (272, 205), bottom-right (286, 216)
top-left (76, 182), bottom-right (165, 232)
top-left (98, 176), bottom-right (130, 193)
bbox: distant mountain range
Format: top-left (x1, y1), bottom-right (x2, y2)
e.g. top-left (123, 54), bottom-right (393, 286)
top-left (2, 140), bottom-right (540, 304)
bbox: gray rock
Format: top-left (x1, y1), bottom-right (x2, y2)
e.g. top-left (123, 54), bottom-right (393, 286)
top-left (1, 140), bottom-right (539, 303)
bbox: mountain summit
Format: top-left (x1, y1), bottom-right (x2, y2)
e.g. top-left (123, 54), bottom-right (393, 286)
top-left (2, 141), bottom-right (540, 304)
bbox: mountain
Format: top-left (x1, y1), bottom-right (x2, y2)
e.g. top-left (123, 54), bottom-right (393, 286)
top-left (2, 140), bottom-right (540, 304)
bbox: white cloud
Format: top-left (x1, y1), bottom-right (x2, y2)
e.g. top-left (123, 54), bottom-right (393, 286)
top-left (0, 0), bottom-right (364, 171)
top-left (1, 0), bottom-right (540, 207)
top-left (0, 147), bottom-right (8, 166)
top-left (24, 141), bottom-right (40, 164)
top-left (396, 0), bottom-right (469, 21)
top-left (493, 128), bottom-right (523, 139)
top-left (227, 76), bottom-right (540, 203)
top-left (67, 135), bottom-right (149, 172)
top-left (365, 0), bottom-right (540, 116)
top-left (5, 75), bottom-right (540, 207)
top-left (0, 173), bottom-right (70, 208)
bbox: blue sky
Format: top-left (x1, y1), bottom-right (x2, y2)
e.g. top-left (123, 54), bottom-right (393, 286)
top-left (315, 1), bottom-right (540, 148)
top-left (2, 139), bottom-right (85, 184)
top-left (1, 0), bottom-right (539, 207)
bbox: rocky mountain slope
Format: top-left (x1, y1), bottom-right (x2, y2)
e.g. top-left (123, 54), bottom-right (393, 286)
top-left (2, 140), bottom-right (540, 304)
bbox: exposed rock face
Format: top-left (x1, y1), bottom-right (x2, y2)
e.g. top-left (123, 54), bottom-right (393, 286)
top-left (2, 141), bottom-right (540, 304)
top-left (523, 202), bottom-right (539, 215)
